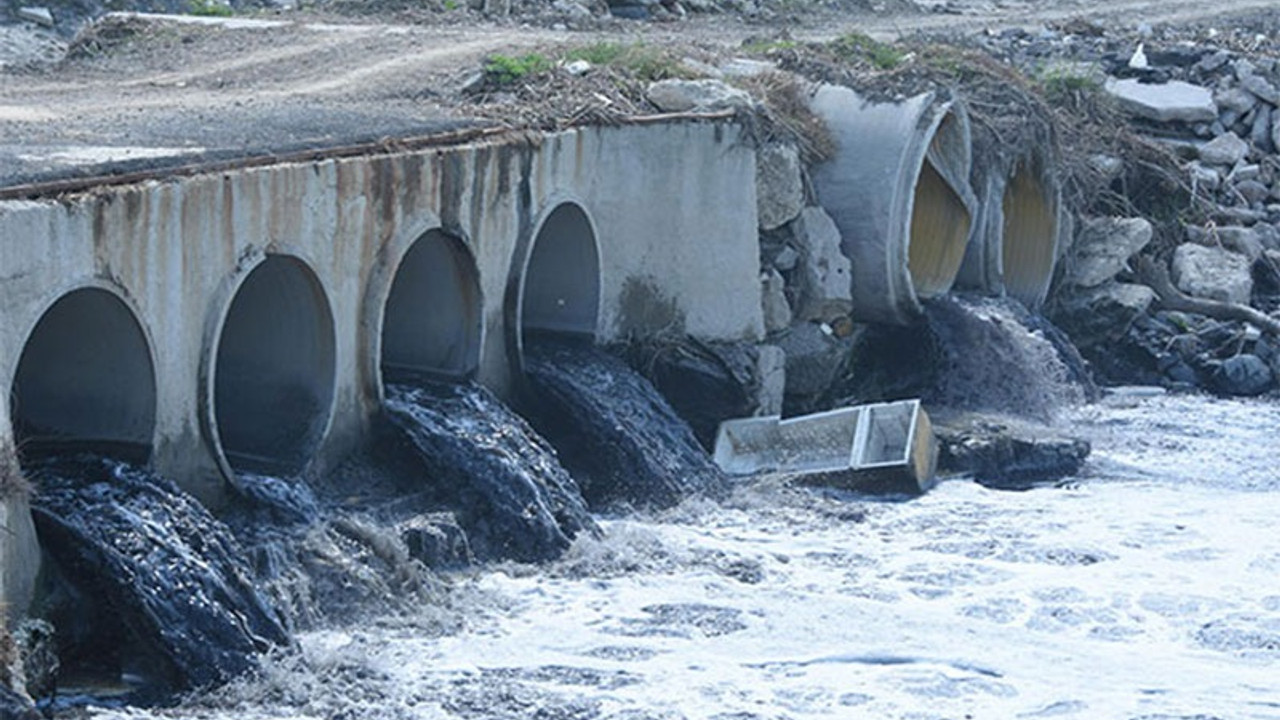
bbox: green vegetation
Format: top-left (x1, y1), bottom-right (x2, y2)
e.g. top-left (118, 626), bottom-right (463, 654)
top-left (187, 0), bottom-right (234, 16)
top-left (562, 42), bottom-right (692, 81)
top-left (484, 53), bottom-right (554, 86)
top-left (1035, 63), bottom-right (1103, 106)
top-left (829, 32), bottom-right (906, 70)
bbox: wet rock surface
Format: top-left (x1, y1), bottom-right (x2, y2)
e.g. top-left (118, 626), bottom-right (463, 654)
top-left (935, 415), bottom-right (1091, 491)
top-left (28, 456), bottom-right (289, 695)
top-left (525, 340), bottom-right (727, 510)
top-left (385, 381), bottom-right (595, 562)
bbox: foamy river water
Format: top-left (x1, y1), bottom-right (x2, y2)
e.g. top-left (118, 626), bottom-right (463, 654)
top-left (89, 391), bottom-right (1280, 720)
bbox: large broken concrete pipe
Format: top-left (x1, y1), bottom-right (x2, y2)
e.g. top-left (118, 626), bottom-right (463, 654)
top-left (810, 84), bottom-right (977, 326)
top-left (958, 148), bottom-right (1063, 309)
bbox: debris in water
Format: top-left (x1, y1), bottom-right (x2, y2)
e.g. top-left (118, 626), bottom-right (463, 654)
top-left (713, 399), bottom-right (938, 495)
top-left (524, 340), bottom-right (727, 509)
top-left (28, 456), bottom-right (290, 696)
top-left (384, 380), bottom-right (596, 562)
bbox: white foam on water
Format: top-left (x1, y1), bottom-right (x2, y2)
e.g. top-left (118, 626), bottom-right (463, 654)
top-left (85, 393), bottom-right (1280, 720)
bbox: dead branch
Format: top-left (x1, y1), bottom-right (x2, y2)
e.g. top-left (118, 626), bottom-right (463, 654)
top-left (1136, 256), bottom-right (1280, 336)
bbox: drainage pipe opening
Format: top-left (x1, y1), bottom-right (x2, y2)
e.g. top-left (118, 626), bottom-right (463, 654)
top-left (212, 256), bottom-right (336, 476)
top-left (10, 288), bottom-right (157, 464)
top-left (381, 229), bottom-right (483, 384)
top-left (810, 85), bottom-right (977, 325)
top-left (519, 202), bottom-right (601, 347)
top-left (1000, 161), bottom-right (1060, 308)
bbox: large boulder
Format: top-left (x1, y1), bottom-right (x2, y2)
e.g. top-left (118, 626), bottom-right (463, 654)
top-left (647, 78), bottom-right (752, 114)
top-left (1105, 78), bottom-right (1217, 123)
top-left (1171, 243), bottom-right (1253, 304)
top-left (1053, 282), bottom-right (1157, 349)
top-left (755, 143), bottom-right (804, 231)
top-left (788, 206), bottom-right (853, 321)
top-left (1210, 354), bottom-right (1274, 396)
top-left (1066, 216), bottom-right (1153, 288)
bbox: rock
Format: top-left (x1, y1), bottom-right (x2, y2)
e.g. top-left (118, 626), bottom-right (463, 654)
top-left (1251, 105), bottom-right (1274, 153)
top-left (1228, 163), bottom-right (1261, 183)
top-left (1241, 74), bottom-right (1280, 105)
top-left (777, 321), bottom-right (846, 402)
top-left (788, 206), bottom-right (852, 320)
top-left (1236, 179), bottom-right (1270, 206)
top-left (1053, 282), bottom-right (1156, 349)
top-left (755, 143), bottom-right (804, 231)
top-left (399, 513), bottom-right (473, 569)
top-left (17, 7), bottom-right (53, 27)
top-left (1067, 216), bottom-right (1153, 287)
top-left (1210, 355), bottom-right (1274, 396)
top-left (772, 245), bottom-right (799, 272)
top-left (935, 415), bottom-right (1091, 491)
top-left (1197, 49), bottom-right (1232, 73)
top-left (1198, 132), bottom-right (1250, 166)
top-left (1171, 243), bottom-right (1253, 304)
top-left (12, 621), bottom-right (56, 701)
top-left (756, 344), bottom-right (785, 416)
top-left (1105, 78), bottom-right (1217, 123)
top-left (1257, 225), bottom-right (1280, 252)
top-left (1210, 226), bottom-right (1266, 261)
top-left (1188, 161), bottom-right (1222, 191)
top-left (563, 59), bottom-right (591, 75)
top-left (552, 0), bottom-right (592, 16)
top-left (646, 78), bottom-right (752, 113)
top-left (1215, 86), bottom-right (1258, 116)
top-left (761, 268), bottom-right (792, 332)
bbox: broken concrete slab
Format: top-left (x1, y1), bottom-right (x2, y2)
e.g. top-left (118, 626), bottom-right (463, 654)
top-left (1105, 77), bottom-right (1217, 123)
top-left (789, 206), bottom-right (853, 321)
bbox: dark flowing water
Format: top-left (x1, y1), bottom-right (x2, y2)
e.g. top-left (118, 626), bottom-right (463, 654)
top-left (524, 340), bottom-right (727, 509)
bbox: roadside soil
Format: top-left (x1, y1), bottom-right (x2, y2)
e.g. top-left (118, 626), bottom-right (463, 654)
top-left (0, 0), bottom-right (1277, 185)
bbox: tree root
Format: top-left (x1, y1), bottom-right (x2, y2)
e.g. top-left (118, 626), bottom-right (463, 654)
top-left (1135, 256), bottom-right (1280, 336)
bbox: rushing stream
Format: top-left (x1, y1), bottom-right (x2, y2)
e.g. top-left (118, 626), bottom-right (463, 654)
top-left (47, 389), bottom-right (1277, 720)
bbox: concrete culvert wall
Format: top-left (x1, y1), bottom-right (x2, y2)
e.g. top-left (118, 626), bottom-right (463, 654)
top-left (520, 202), bottom-right (601, 342)
top-left (811, 85), bottom-right (977, 326)
top-left (999, 161), bottom-right (1061, 308)
top-left (213, 256), bottom-right (336, 475)
top-left (10, 288), bottom-right (156, 461)
top-left (381, 230), bottom-right (483, 382)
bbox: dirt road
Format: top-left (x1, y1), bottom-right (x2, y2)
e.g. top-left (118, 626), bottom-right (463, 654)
top-left (0, 0), bottom-right (1275, 185)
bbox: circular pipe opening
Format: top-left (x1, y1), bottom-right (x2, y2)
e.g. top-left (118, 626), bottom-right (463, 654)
top-left (9, 288), bottom-right (157, 463)
top-left (1000, 161), bottom-right (1060, 308)
top-left (212, 256), bottom-right (336, 475)
top-left (380, 229), bottom-right (483, 383)
top-left (519, 202), bottom-right (601, 347)
top-left (907, 113), bottom-right (974, 300)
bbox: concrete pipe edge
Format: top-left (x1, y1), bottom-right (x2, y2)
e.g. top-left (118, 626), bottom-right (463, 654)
top-left (958, 147), bottom-right (1063, 309)
top-left (810, 84), bottom-right (979, 326)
